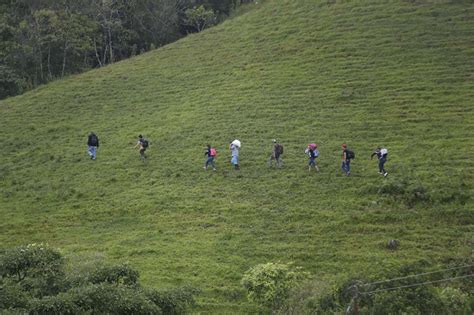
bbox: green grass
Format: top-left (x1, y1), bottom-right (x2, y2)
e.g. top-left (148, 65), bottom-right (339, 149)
top-left (1, 0), bottom-right (473, 312)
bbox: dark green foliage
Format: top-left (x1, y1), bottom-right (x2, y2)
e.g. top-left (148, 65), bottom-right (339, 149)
top-left (0, 245), bottom-right (198, 314)
top-left (0, 244), bottom-right (65, 298)
top-left (0, 0), bottom-right (249, 99)
top-left (89, 264), bottom-right (139, 286)
top-left (144, 286), bottom-right (199, 315)
top-left (284, 261), bottom-right (473, 314)
top-left (67, 283), bottom-right (162, 315)
top-left (29, 293), bottom-right (80, 315)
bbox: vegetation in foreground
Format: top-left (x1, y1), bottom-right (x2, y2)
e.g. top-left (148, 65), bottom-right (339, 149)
top-left (0, 0), bottom-right (473, 312)
top-left (0, 244), bottom-right (198, 314)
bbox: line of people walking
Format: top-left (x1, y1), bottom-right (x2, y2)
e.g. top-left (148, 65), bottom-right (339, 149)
top-left (87, 133), bottom-right (388, 176)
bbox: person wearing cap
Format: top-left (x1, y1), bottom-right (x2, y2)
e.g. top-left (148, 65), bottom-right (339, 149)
top-left (341, 144), bottom-right (351, 176)
top-left (371, 147), bottom-right (388, 176)
top-left (230, 141), bottom-right (240, 170)
top-left (268, 139), bottom-right (283, 168)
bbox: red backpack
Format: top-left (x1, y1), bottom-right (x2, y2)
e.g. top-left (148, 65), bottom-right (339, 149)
top-left (210, 148), bottom-right (217, 157)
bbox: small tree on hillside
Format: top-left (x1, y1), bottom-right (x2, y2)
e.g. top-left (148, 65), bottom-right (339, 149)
top-left (241, 262), bottom-right (309, 310)
top-left (184, 5), bottom-right (216, 33)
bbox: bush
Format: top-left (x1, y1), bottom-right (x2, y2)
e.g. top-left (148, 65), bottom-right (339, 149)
top-left (438, 287), bottom-right (472, 314)
top-left (0, 244), bottom-right (65, 297)
top-left (68, 283), bottom-right (162, 315)
top-left (0, 245), bottom-right (199, 314)
top-left (89, 264), bottom-right (139, 286)
top-left (29, 293), bottom-right (79, 315)
top-left (241, 262), bottom-right (309, 310)
top-left (144, 286), bottom-right (200, 315)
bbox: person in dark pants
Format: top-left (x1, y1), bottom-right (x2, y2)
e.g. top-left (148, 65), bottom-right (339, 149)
top-left (305, 144), bottom-right (319, 172)
top-left (341, 144), bottom-right (352, 176)
top-left (371, 147), bottom-right (388, 176)
top-left (87, 132), bottom-right (99, 160)
top-left (204, 144), bottom-right (216, 171)
top-left (134, 135), bottom-right (148, 160)
top-left (268, 139), bottom-right (284, 168)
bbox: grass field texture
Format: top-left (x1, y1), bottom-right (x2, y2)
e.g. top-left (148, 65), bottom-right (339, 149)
top-left (1, 0), bottom-right (473, 312)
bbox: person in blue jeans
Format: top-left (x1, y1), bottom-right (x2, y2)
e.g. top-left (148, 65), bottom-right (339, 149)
top-left (204, 144), bottom-right (216, 171)
top-left (305, 144), bottom-right (319, 172)
top-left (371, 147), bottom-right (388, 176)
top-left (341, 144), bottom-right (351, 176)
top-left (230, 142), bottom-right (240, 170)
top-left (87, 132), bottom-right (99, 160)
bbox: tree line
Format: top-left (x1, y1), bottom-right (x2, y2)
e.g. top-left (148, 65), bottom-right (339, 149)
top-left (0, 0), bottom-right (254, 99)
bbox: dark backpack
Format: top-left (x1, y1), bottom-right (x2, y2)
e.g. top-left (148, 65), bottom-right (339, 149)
top-left (141, 139), bottom-right (149, 148)
top-left (346, 150), bottom-right (355, 160)
top-left (276, 144), bottom-right (283, 155)
top-left (89, 134), bottom-right (98, 146)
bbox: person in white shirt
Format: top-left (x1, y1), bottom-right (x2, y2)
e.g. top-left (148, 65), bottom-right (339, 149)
top-left (371, 147), bottom-right (388, 177)
top-left (230, 142), bottom-right (240, 170)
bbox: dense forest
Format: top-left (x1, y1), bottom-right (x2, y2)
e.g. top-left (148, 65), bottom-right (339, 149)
top-left (0, 0), bottom-right (253, 99)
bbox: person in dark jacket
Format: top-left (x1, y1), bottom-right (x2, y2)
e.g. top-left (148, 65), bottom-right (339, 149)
top-left (341, 144), bottom-right (351, 176)
top-left (134, 135), bottom-right (148, 160)
top-left (87, 132), bottom-right (99, 160)
top-left (371, 147), bottom-right (388, 176)
top-left (305, 144), bottom-right (319, 172)
top-left (204, 144), bottom-right (216, 171)
top-left (268, 139), bottom-right (284, 168)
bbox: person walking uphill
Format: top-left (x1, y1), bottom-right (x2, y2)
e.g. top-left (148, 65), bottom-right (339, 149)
top-left (230, 140), bottom-right (241, 170)
top-left (371, 147), bottom-right (388, 177)
top-left (134, 135), bottom-right (149, 161)
top-left (341, 144), bottom-right (354, 176)
top-left (305, 143), bottom-right (319, 172)
top-left (204, 144), bottom-right (217, 171)
top-left (268, 139), bottom-right (284, 168)
top-left (87, 132), bottom-right (99, 160)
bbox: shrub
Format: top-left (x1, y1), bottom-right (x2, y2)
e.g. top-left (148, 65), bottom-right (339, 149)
top-left (0, 244), bottom-right (65, 297)
top-left (438, 286), bottom-right (472, 314)
top-left (89, 264), bottom-right (139, 286)
top-left (29, 293), bottom-right (79, 315)
top-left (144, 286), bottom-right (200, 315)
top-left (68, 283), bottom-right (161, 314)
top-left (241, 262), bottom-right (309, 310)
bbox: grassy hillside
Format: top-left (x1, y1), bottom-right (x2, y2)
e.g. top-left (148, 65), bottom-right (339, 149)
top-left (1, 0), bottom-right (473, 312)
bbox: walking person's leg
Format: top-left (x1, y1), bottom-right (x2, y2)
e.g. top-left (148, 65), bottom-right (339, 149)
top-left (380, 157), bottom-right (387, 176)
top-left (277, 157), bottom-right (282, 168)
top-left (210, 157), bottom-right (216, 170)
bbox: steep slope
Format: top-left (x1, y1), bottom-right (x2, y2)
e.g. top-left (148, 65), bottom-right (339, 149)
top-left (1, 0), bottom-right (473, 311)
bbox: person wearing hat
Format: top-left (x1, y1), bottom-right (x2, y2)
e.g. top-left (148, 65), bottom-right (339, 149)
top-left (371, 147), bottom-right (388, 176)
top-left (230, 141), bottom-right (240, 170)
top-left (268, 139), bottom-right (283, 168)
